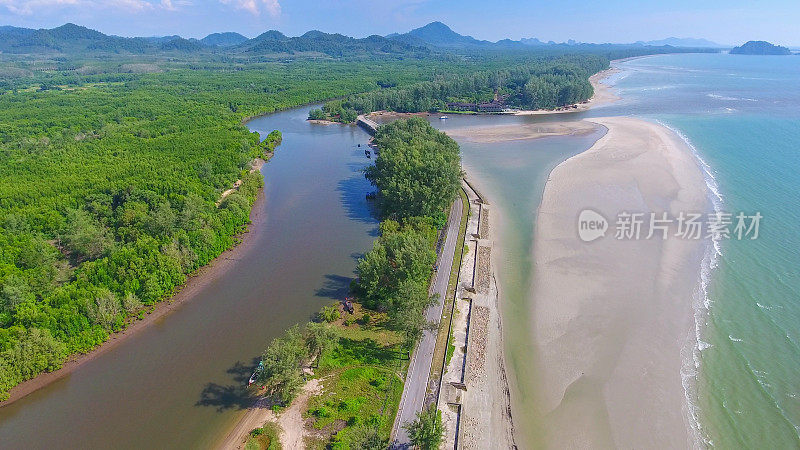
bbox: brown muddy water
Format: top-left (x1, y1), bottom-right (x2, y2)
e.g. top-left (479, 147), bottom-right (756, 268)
top-left (0, 105), bottom-right (379, 449)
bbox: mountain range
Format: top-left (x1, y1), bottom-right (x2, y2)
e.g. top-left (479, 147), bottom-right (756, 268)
top-left (636, 37), bottom-right (726, 48)
top-left (0, 21), bottom-right (727, 57)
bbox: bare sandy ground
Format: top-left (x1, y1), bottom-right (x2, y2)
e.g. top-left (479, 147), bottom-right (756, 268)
top-left (527, 117), bottom-right (709, 448)
top-left (446, 120), bottom-right (597, 143)
top-left (218, 378), bottom-right (322, 449)
top-left (515, 67), bottom-right (620, 116)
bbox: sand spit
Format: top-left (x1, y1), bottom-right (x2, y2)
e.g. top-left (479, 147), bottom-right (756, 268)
top-left (445, 121), bottom-right (597, 143)
top-left (528, 117), bottom-right (710, 448)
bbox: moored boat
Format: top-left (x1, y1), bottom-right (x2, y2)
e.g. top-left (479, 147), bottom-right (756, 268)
top-left (248, 361), bottom-right (264, 386)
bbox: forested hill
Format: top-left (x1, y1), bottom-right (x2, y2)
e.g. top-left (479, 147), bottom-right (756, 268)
top-left (0, 23), bottom-right (427, 57)
top-left (0, 23), bottom-right (154, 54)
top-left (0, 22), bottom-right (723, 58)
top-left (235, 30), bottom-right (428, 57)
top-left (730, 41), bottom-right (792, 55)
top-left (200, 32), bottom-right (248, 47)
top-left (387, 21), bottom-right (491, 48)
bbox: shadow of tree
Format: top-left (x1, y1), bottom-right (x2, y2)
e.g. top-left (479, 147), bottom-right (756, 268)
top-left (195, 357), bottom-right (260, 412)
top-left (315, 274), bottom-right (353, 300)
top-left (350, 251), bottom-right (367, 262)
top-left (337, 171), bottom-right (379, 235)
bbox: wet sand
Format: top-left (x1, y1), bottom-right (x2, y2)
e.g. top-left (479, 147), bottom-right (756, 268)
top-left (445, 121), bottom-right (597, 143)
top-left (529, 117), bottom-right (710, 448)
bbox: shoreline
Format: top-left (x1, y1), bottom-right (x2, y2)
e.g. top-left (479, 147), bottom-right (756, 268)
top-left (2, 167), bottom-right (270, 407)
top-left (528, 116), bottom-right (710, 448)
top-left (433, 66), bottom-right (622, 445)
top-left (436, 175), bottom-right (517, 449)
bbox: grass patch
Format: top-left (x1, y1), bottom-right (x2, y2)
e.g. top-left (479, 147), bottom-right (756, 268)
top-left (304, 305), bottom-right (407, 449)
top-left (244, 422), bottom-right (282, 450)
top-left (306, 366), bottom-right (403, 436)
top-left (445, 303), bottom-right (459, 367)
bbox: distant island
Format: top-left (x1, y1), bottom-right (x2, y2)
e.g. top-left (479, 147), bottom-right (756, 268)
top-left (730, 40), bottom-right (792, 55)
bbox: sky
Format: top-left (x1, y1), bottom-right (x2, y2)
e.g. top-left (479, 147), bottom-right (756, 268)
top-left (1, 0), bottom-right (799, 46)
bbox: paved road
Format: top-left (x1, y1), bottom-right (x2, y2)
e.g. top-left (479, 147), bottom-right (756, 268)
top-left (392, 198), bottom-right (463, 446)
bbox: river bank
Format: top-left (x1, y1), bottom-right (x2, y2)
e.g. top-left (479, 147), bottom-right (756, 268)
top-left (529, 117), bottom-right (710, 448)
top-left (0, 104), bottom-right (381, 449)
top-left (2, 164), bottom-right (269, 407)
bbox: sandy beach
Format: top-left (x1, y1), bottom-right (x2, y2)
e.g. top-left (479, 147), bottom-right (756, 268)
top-left (527, 117), bottom-right (710, 448)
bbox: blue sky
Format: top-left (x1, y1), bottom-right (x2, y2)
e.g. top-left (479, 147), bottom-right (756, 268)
top-left (1, 0), bottom-right (799, 46)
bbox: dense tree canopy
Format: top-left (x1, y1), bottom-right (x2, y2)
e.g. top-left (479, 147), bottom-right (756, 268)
top-left (315, 55), bottom-right (609, 120)
top-left (258, 325), bottom-right (307, 404)
top-left (403, 406), bottom-right (445, 450)
top-left (0, 58), bottom-right (448, 400)
top-left (355, 118), bottom-right (462, 346)
top-left (355, 220), bottom-right (438, 345)
top-left (366, 118), bottom-right (462, 224)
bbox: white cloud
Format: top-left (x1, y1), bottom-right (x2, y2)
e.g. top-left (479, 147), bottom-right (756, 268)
top-left (219, 0), bottom-right (280, 17)
top-left (0, 0), bottom-right (80, 15)
top-left (262, 0), bottom-right (280, 17)
top-left (0, 0), bottom-right (182, 15)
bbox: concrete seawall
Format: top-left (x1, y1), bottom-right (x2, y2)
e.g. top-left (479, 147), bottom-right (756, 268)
top-left (437, 178), bottom-right (516, 449)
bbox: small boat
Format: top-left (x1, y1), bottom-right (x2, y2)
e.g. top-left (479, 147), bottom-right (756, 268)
top-left (248, 361), bottom-right (264, 386)
top-left (439, 115), bottom-right (449, 120)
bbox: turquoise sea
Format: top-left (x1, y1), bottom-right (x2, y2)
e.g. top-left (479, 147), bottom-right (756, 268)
top-left (599, 53), bottom-right (800, 448)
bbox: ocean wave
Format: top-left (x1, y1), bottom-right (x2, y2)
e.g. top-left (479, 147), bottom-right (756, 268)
top-left (627, 85), bottom-right (677, 92)
top-left (757, 302), bottom-right (782, 310)
top-left (707, 93), bottom-right (738, 101)
top-left (662, 121), bottom-right (722, 448)
top-left (707, 93), bottom-right (759, 102)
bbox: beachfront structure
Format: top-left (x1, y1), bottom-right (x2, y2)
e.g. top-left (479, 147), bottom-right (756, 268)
top-left (446, 101), bottom-right (505, 113)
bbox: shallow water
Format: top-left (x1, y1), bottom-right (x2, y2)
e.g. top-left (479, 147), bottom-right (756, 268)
top-left (427, 114), bottom-right (606, 448)
top-left (0, 106), bottom-right (378, 449)
top-left (593, 53), bottom-right (800, 448)
top-left (427, 53), bottom-right (800, 448)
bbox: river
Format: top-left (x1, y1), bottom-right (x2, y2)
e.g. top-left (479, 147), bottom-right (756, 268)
top-left (0, 105), bottom-right (378, 449)
top-left (1, 103), bottom-right (622, 450)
